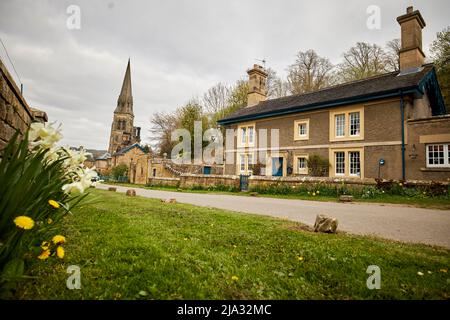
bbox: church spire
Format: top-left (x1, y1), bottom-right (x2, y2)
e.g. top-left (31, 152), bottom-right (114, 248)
top-left (115, 58), bottom-right (133, 113)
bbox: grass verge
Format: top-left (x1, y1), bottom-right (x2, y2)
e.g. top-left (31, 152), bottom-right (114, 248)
top-left (15, 189), bottom-right (450, 299)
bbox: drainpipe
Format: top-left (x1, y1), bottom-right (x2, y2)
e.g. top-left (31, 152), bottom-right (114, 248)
top-left (400, 91), bottom-right (406, 181)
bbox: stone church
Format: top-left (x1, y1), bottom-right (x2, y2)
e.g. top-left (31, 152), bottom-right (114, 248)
top-left (108, 59), bottom-right (141, 154)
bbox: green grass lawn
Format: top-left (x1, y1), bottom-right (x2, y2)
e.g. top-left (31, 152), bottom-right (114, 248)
top-left (108, 182), bottom-right (450, 210)
top-left (15, 189), bottom-right (450, 300)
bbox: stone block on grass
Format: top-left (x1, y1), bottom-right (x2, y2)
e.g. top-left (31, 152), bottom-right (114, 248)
top-left (314, 214), bottom-right (338, 233)
top-left (339, 195), bottom-right (353, 202)
top-left (126, 189), bottom-right (136, 197)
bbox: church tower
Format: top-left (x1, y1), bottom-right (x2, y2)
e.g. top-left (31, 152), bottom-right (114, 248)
top-left (108, 59), bottom-right (141, 154)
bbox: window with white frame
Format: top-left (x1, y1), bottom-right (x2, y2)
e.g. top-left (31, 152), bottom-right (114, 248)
top-left (294, 119), bottom-right (309, 140)
top-left (298, 123), bottom-right (307, 136)
top-left (240, 154), bottom-right (246, 172)
top-left (298, 157), bottom-right (306, 170)
top-left (248, 127), bottom-right (254, 144)
top-left (349, 151), bottom-right (361, 176)
top-left (335, 151), bottom-right (345, 175)
top-left (349, 112), bottom-right (360, 136)
top-left (238, 124), bottom-right (255, 146)
top-left (427, 144), bottom-right (450, 168)
top-left (296, 156), bottom-right (307, 174)
top-left (248, 153), bottom-right (253, 166)
top-left (241, 127), bottom-right (247, 144)
top-left (238, 153), bottom-right (254, 174)
top-left (335, 114), bottom-right (345, 137)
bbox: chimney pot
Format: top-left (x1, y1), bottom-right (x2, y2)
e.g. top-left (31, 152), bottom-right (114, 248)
top-left (407, 6), bottom-right (413, 13)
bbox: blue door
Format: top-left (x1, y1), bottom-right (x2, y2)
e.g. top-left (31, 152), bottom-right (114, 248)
top-left (272, 157), bottom-right (283, 176)
top-left (203, 166), bottom-right (211, 175)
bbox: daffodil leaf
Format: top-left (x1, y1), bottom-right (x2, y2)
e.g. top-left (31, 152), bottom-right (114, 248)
top-left (1, 258), bottom-right (24, 281)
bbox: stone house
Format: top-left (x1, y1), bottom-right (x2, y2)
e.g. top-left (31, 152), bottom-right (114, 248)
top-left (218, 7), bottom-right (449, 182)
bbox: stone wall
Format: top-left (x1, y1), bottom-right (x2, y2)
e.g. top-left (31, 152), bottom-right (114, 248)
top-left (179, 174), bottom-right (239, 189)
top-left (0, 58), bottom-right (34, 149)
top-left (148, 177), bottom-right (180, 188)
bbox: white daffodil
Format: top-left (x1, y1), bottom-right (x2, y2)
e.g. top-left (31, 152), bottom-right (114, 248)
top-left (61, 147), bottom-right (92, 170)
top-left (79, 167), bottom-right (98, 189)
top-left (29, 122), bottom-right (63, 149)
top-left (62, 181), bottom-right (85, 195)
top-left (44, 146), bottom-right (64, 164)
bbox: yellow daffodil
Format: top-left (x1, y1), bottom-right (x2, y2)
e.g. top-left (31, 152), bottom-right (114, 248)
top-left (316, 191), bottom-right (320, 194)
top-left (14, 216), bottom-right (35, 230)
top-left (312, 192), bottom-right (316, 196)
top-left (297, 256), bottom-right (304, 261)
top-left (38, 249), bottom-right (51, 260)
top-left (47, 218), bottom-right (53, 224)
top-left (52, 235), bottom-right (66, 245)
top-left (440, 269), bottom-right (448, 273)
top-left (48, 200), bottom-right (60, 209)
top-left (231, 275), bottom-right (239, 281)
top-left (41, 241), bottom-right (50, 250)
top-left (56, 246), bottom-right (65, 259)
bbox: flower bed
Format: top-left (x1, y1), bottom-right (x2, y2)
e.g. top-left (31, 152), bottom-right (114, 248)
top-left (0, 123), bottom-right (96, 297)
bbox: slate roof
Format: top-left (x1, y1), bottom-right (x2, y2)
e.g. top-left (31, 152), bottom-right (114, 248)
top-left (96, 152), bottom-right (112, 160)
top-left (218, 64), bottom-right (446, 125)
top-left (115, 143), bottom-right (146, 155)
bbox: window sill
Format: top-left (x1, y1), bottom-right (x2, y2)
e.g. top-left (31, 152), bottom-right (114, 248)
top-left (330, 136), bottom-right (364, 142)
top-left (420, 167), bottom-right (450, 172)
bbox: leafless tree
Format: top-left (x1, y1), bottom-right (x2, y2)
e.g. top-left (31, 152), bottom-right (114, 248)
top-left (385, 38), bottom-right (401, 72)
top-left (266, 68), bottom-right (289, 99)
top-left (149, 111), bottom-right (180, 156)
top-left (202, 82), bottom-right (230, 117)
top-left (337, 42), bottom-right (389, 82)
top-left (287, 49), bottom-right (335, 95)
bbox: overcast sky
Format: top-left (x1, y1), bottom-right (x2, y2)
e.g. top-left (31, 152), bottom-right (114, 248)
top-left (0, 0), bottom-right (448, 150)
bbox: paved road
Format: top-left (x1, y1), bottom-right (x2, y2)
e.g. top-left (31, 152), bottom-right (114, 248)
top-left (98, 184), bottom-right (450, 248)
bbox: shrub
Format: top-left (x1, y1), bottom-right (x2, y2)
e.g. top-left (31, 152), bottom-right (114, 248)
top-left (111, 164), bottom-right (128, 179)
top-left (360, 186), bottom-right (384, 199)
top-left (0, 124), bottom-right (95, 296)
top-left (306, 154), bottom-right (330, 177)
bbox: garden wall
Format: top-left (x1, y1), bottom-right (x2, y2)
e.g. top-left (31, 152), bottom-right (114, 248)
top-left (0, 58), bottom-right (47, 149)
top-left (146, 173), bottom-right (448, 192)
top-left (148, 176), bottom-right (180, 188)
top-left (179, 174), bottom-right (239, 189)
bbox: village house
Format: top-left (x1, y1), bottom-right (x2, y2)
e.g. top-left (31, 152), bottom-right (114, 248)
top-left (218, 7), bottom-right (449, 182)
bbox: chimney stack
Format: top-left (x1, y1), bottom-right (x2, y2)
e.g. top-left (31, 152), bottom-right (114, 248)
top-left (397, 6), bottom-right (426, 71)
top-left (246, 64), bottom-right (268, 107)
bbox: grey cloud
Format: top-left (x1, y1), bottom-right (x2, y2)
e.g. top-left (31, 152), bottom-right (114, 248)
top-left (0, 0), bottom-right (448, 149)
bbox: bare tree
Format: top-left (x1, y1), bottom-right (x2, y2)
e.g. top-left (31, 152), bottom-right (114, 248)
top-left (266, 68), bottom-right (289, 99)
top-left (337, 42), bottom-right (389, 82)
top-left (202, 82), bottom-right (230, 117)
top-left (149, 111), bottom-right (180, 156)
top-left (287, 49), bottom-right (335, 95)
top-left (385, 38), bottom-right (401, 72)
